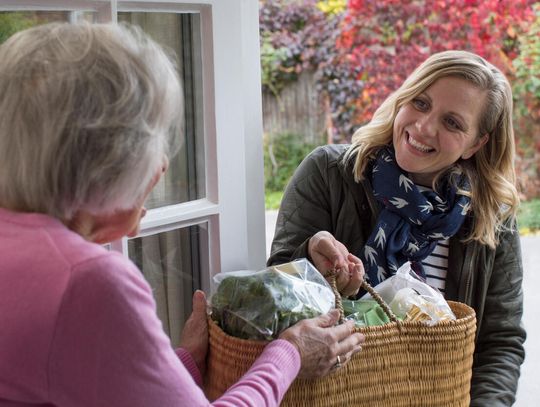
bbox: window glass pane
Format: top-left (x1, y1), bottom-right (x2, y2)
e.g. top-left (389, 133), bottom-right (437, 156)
top-left (128, 224), bottom-right (206, 347)
top-left (0, 11), bottom-right (96, 44)
top-left (118, 12), bottom-right (205, 209)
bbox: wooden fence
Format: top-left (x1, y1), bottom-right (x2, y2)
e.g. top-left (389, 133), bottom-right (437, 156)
top-left (262, 71), bottom-right (328, 145)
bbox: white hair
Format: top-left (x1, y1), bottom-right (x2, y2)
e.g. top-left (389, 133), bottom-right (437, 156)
top-left (0, 22), bottom-right (183, 220)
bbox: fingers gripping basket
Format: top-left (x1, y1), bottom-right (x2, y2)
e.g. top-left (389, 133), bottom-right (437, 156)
top-left (205, 280), bottom-right (477, 407)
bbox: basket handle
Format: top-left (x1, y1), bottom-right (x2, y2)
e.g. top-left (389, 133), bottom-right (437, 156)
top-left (326, 269), bottom-right (400, 325)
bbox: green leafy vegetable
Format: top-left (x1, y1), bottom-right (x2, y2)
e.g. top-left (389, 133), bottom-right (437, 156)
top-left (211, 268), bottom-right (328, 340)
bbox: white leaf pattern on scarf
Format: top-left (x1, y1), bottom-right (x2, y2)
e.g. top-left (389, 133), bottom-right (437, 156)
top-left (377, 266), bottom-right (387, 282)
top-left (399, 174), bottom-right (414, 192)
top-left (459, 202), bottom-right (471, 215)
top-left (390, 197), bottom-right (409, 208)
top-left (419, 202), bottom-right (433, 213)
top-left (364, 245), bottom-right (377, 266)
top-left (375, 227), bottom-right (386, 248)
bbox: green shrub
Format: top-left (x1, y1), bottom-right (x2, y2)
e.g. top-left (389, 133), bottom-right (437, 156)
top-left (0, 12), bottom-right (37, 44)
top-left (265, 190), bottom-right (284, 210)
top-left (518, 199), bottom-right (540, 232)
top-left (512, 4), bottom-right (540, 200)
top-left (264, 133), bottom-right (319, 207)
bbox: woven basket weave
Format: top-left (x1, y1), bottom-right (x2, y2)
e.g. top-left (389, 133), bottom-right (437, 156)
top-left (205, 276), bottom-right (476, 406)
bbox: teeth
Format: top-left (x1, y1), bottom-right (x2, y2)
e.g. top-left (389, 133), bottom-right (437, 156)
top-left (408, 134), bottom-right (433, 152)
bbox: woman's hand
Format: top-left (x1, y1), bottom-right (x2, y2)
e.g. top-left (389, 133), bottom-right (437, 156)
top-left (279, 309), bottom-right (364, 379)
top-left (179, 290), bottom-right (208, 376)
top-left (308, 231), bottom-right (365, 297)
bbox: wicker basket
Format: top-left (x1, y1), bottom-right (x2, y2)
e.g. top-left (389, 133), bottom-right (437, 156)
top-left (205, 280), bottom-right (476, 406)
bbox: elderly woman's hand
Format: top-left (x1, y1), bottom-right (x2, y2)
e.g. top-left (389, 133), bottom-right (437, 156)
top-left (179, 290), bottom-right (208, 376)
top-left (308, 231), bottom-right (365, 297)
top-left (279, 309), bottom-right (364, 379)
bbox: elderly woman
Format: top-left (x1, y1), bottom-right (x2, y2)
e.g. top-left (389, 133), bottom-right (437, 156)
top-left (0, 23), bottom-right (363, 406)
top-left (269, 50), bottom-right (526, 406)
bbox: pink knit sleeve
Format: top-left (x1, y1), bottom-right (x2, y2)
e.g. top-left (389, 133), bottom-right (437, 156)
top-left (48, 253), bottom-right (300, 407)
top-left (212, 340), bottom-right (300, 407)
top-left (175, 348), bottom-right (203, 387)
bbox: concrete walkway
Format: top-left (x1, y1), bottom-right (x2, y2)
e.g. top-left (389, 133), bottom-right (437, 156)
top-left (265, 210), bottom-right (539, 405)
top-left (515, 235), bottom-right (539, 405)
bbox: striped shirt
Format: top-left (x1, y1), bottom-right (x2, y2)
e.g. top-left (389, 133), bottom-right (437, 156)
top-left (422, 239), bottom-right (449, 294)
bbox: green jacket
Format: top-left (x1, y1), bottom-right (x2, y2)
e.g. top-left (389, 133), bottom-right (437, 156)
top-left (268, 144), bottom-right (526, 407)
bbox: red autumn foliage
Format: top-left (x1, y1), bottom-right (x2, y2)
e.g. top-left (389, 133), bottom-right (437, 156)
top-left (339, 0), bottom-right (535, 125)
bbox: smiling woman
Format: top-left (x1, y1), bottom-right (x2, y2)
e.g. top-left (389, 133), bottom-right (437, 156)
top-left (268, 50), bottom-right (526, 406)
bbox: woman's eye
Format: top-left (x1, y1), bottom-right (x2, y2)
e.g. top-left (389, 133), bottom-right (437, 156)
top-left (445, 117), bottom-right (462, 131)
top-left (412, 98), bottom-right (428, 111)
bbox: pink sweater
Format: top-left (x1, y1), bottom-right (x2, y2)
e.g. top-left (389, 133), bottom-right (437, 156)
top-left (0, 208), bottom-right (300, 406)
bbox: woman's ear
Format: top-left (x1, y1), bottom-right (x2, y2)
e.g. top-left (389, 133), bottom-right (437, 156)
top-left (462, 133), bottom-right (489, 160)
top-left (90, 208), bottom-right (144, 243)
top-left (66, 208), bottom-right (143, 244)
top-left (66, 159), bottom-right (167, 243)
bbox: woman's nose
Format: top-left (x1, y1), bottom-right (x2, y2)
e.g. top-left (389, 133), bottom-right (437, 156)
top-left (415, 114), bottom-right (437, 137)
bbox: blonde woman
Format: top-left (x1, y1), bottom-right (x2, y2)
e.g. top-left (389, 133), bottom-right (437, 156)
top-left (0, 23), bottom-right (364, 406)
top-left (269, 50), bottom-right (525, 406)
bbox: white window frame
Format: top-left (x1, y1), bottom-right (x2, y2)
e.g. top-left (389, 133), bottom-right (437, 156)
top-left (0, 0), bottom-right (267, 291)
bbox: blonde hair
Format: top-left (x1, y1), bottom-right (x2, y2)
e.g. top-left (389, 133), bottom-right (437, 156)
top-left (344, 50), bottom-right (518, 248)
top-left (0, 22), bottom-right (183, 220)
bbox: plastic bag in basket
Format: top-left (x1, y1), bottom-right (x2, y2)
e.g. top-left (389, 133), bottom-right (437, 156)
top-left (360, 261), bottom-right (456, 325)
top-left (210, 259), bottom-right (335, 340)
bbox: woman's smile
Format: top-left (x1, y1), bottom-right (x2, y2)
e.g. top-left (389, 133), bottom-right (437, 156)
top-left (406, 131), bottom-right (435, 154)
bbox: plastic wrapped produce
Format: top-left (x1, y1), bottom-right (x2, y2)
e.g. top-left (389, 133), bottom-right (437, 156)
top-left (211, 259), bottom-right (335, 340)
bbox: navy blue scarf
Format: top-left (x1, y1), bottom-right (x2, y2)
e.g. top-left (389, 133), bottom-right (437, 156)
top-left (360, 146), bottom-right (471, 286)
